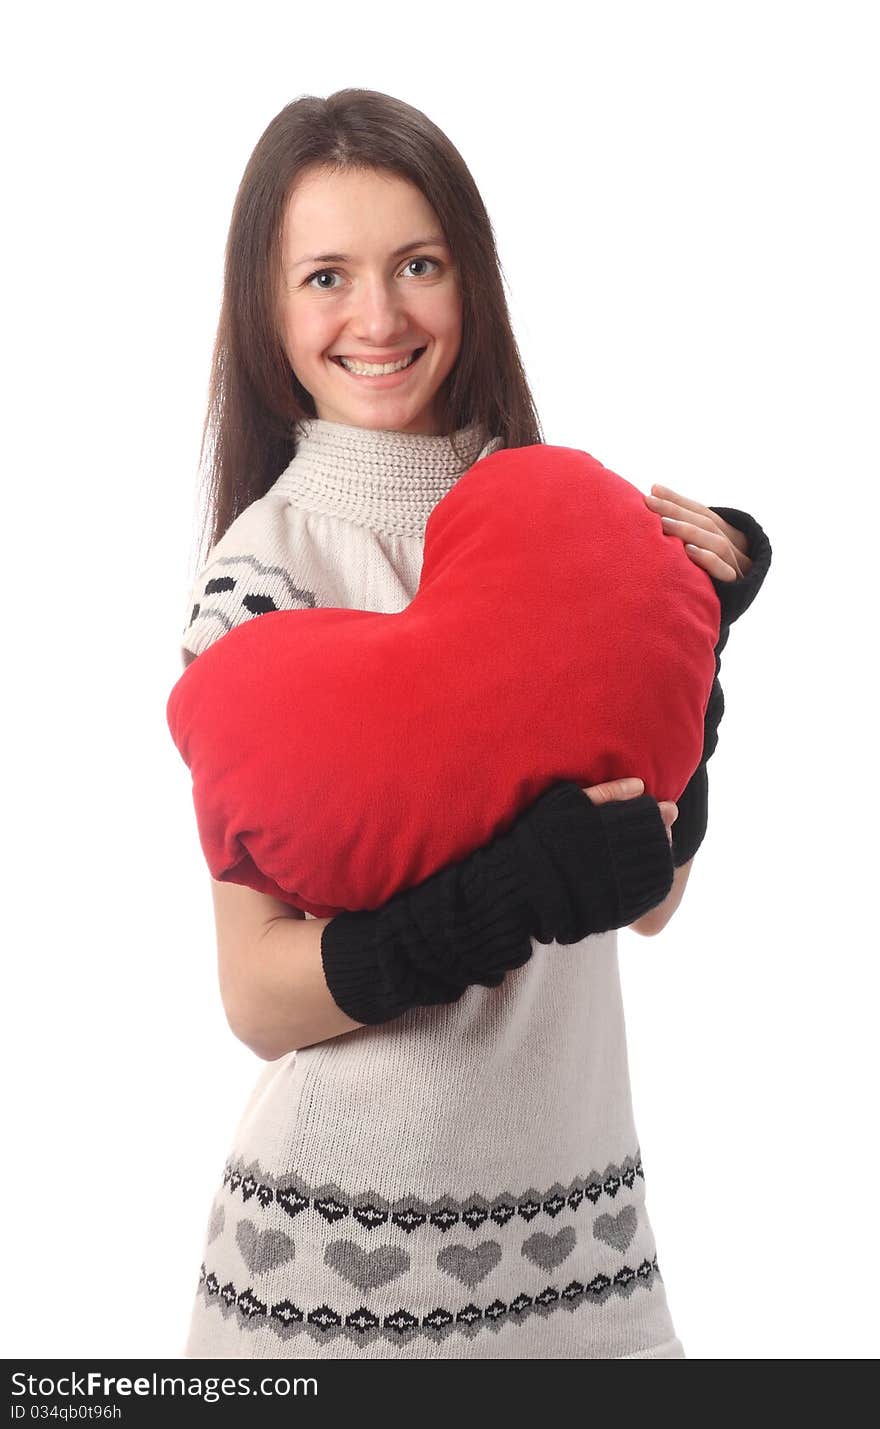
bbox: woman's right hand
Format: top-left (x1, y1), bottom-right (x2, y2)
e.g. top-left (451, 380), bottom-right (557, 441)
top-left (581, 777), bottom-right (678, 846)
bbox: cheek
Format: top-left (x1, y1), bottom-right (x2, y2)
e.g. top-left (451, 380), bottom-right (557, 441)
top-left (278, 300), bottom-right (333, 360)
top-left (419, 288), bottom-right (462, 344)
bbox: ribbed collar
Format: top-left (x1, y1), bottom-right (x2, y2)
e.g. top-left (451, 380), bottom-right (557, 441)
top-left (269, 416), bottom-right (500, 537)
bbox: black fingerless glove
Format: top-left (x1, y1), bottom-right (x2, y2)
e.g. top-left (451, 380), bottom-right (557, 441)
top-left (321, 781), bottom-right (674, 1026)
top-left (671, 505), bottom-right (772, 867)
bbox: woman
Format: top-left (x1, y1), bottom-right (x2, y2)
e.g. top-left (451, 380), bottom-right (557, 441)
top-left (177, 88), bottom-right (769, 1359)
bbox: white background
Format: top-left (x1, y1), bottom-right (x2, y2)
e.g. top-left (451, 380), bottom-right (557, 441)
top-left (3, 0), bottom-right (877, 1360)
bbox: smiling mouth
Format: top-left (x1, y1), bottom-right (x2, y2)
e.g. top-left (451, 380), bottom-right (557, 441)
top-left (331, 347), bottom-right (426, 374)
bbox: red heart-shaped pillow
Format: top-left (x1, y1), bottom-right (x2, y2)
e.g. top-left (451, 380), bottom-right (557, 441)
top-left (167, 444), bottom-right (721, 917)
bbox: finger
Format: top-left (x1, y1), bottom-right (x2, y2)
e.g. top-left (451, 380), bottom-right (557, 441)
top-left (682, 542), bottom-right (740, 581)
top-left (646, 487), bottom-right (749, 556)
top-left (648, 483), bottom-right (714, 519)
top-left (676, 525), bottom-right (752, 579)
top-left (593, 779), bottom-right (644, 801)
top-left (582, 778), bottom-right (644, 803)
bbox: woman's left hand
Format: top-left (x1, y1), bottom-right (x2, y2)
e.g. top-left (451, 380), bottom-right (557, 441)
top-left (644, 484), bottom-right (752, 582)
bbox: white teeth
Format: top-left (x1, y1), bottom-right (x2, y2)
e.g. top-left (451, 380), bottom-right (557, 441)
top-left (337, 350), bottom-right (420, 376)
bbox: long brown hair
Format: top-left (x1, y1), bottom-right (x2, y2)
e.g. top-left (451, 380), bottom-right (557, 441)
top-left (188, 88), bottom-right (544, 582)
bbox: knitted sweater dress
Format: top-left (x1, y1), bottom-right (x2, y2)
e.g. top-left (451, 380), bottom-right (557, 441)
top-left (179, 416), bottom-right (687, 1360)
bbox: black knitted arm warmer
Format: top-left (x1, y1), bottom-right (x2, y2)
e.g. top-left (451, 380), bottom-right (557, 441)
top-left (671, 505), bottom-right (773, 867)
top-left (321, 782), bottom-right (673, 1026)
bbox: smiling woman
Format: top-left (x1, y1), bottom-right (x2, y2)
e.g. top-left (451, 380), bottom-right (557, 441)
top-left (174, 85), bottom-right (771, 1364)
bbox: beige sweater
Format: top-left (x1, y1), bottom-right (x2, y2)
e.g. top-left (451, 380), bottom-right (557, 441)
top-left (179, 416), bottom-right (685, 1360)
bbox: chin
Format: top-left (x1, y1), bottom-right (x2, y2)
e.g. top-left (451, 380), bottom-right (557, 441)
top-left (318, 390), bottom-right (445, 434)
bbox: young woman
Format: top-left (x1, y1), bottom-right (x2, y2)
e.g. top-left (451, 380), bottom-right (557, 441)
top-left (177, 88), bottom-right (770, 1360)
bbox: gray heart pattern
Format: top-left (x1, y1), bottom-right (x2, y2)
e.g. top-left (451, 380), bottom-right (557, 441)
top-left (592, 1203), bottom-right (638, 1252)
top-left (521, 1225), bottom-right (577, 1271)
top-left (436, 1241), bottom-right (502, 1288)
top-left (235, 1219), bottom-right (296, 1274)
top-left (207, 1202), bottom-right (225, 1244)
top-left (325, 1240), bottom-right (410, 1290)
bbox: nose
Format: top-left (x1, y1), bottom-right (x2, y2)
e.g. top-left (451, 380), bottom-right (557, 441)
top-left (347, 273), bottom-right (412, 345)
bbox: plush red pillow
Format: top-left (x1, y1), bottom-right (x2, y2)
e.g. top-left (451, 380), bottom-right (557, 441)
top-left (166, 444), bottom-right (721, 917)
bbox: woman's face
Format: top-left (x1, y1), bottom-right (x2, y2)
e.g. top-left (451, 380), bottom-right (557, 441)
top-left (277, 167), bottom-right (463, 435)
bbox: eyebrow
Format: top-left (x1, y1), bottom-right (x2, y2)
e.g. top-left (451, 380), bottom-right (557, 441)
top-left (289, 235), bottom-right (448, 268)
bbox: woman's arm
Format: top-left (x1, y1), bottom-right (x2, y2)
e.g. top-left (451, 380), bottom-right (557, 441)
top-left (216, 795), bottom-right (679, 1055)
top-left (213, 783), bottom-right (675, 1059)
top-left (211, 878), bottom-right (364, 1059)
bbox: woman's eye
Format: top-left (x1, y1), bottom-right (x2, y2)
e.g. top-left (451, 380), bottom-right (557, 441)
top-left (405, 257), bottom-right (439, 278)
top-left (306, 271), bottom-right (341, 290)
top-left (305, 256), bottom-right (440, 290)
